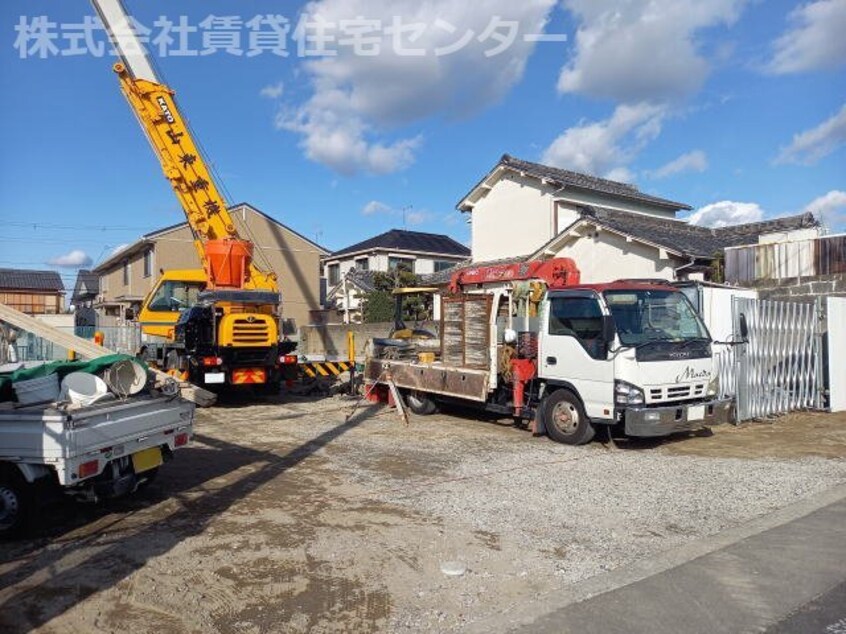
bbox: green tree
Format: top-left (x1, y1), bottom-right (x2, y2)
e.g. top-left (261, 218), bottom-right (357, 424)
top-left (361, 266), bottom-right (430, 323)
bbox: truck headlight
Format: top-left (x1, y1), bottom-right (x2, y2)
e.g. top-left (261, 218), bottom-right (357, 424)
top-left (707, 375), bottom-right (720, 397)
top-left (615, 380), bottom-right (645, 406)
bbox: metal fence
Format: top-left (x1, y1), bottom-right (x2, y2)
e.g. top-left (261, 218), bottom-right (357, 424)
top-left (725, 297), bottom-right (823, 420)
top-left (725, 234), bottom-right (846, 284)
top-left (7, 325), bottom-right (142, 363)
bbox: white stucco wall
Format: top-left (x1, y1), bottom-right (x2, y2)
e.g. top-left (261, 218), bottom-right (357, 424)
top-left (551, 230), bottom-right (679, 283)
top-left (757, 227), bottom-right (820, 245)
top-left (323, 251), bottom-right (463, 278)
top-left (468, 171), bottom-right (681, 262)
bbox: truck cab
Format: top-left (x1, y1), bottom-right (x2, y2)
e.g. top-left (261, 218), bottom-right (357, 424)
top-left (539, 282), bottom-right (731, 443)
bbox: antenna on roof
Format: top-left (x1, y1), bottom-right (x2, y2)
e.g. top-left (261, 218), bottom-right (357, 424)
top-left (401, 205), bottom-right (412, 229)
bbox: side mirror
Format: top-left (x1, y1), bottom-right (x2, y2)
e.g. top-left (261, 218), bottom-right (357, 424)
top-left (601, 315), bottom-right (616, 347)
top-left (124, 308), bottom-right (135, 321)
top-left (738, 313), bottom-right (749, 342)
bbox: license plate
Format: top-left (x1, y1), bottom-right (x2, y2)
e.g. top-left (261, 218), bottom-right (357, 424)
top-left (688, 405), bottom-right (706, 421)
top-left (131, 447), bottom-right (163, 474)
top-left (204, 372), bottom-right (226, 384)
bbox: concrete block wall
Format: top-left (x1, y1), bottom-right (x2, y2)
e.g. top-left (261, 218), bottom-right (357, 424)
top-left (751, 273), bottom-right (846, 303)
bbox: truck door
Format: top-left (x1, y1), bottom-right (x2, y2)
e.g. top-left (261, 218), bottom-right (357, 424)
top-left (540, 291), bottom-right (614, 420)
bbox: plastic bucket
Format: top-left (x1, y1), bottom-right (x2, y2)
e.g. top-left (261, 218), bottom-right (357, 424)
top-left (60, 372), bottom-right (110, 407)
top-left (205, 239), bottom-right (253, 288)
top-left (13, 374), bottom-right (60, 405)
top-left (103, 359), bottom-right (148, 397)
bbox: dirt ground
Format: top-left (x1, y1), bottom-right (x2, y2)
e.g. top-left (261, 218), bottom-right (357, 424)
top-left (1, 396), bottom-right (844, 634)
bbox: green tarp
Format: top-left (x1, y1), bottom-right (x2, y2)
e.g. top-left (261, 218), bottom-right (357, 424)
top-left (0, 354), bottom-right (146, 402)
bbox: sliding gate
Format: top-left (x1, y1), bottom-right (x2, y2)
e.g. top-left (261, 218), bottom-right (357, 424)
top-left (727, 297), bottom-right (824, 421)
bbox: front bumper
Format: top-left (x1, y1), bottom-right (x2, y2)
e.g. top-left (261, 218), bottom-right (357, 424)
top-left (623, 398), bottom-right (733, 437)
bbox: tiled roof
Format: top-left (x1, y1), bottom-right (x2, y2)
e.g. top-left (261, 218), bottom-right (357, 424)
top-left (459, 154), bottom-right (691, 211)
top-left (544, 207), bottom-right (820, 259)
top-left (0, 268), bottom-right (64, 292)
top-left (420, 255), bottom-right (525, 286)
top-left (72, 269), bottom-right (99, 300)
top-left (331, 229), bottom-right (471, 258)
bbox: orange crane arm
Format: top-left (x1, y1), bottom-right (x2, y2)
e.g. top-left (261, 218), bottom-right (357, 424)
top-left (93, 0), bottom-right (277, 292)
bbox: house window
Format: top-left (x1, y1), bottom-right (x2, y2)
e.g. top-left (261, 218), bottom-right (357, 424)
top-left (355, 257), bottom-right (369, 271)
top-left (122, 260), bottom-right (129, 286)
top-left (143, 249), bottom-right (153, 278)
top-left (434, 260), bottom-right (456, 272)
top-left (327, 263), bottom-right (340, 286)
top-left (388, 257), bottom-right (414, 273)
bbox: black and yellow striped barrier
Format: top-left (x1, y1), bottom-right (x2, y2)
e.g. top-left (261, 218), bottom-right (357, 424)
top-left (301, 360), bottom-right (354, 378)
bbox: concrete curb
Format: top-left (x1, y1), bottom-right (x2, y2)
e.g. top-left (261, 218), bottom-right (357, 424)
top-left (466, 482), bottom-right (846, 633)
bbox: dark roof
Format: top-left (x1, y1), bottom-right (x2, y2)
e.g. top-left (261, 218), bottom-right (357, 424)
top-left (544, 207), bottom-right (820, 259)
top-left (707, 212), bottom-right (820, 249)
top-left (72, 269), bottom-right (99, 300)
top-left (0, 268), bottom-right (64, 292)
top-left (459, 154), bottom-right (691, 211)
top-left (344, 268), bottom-right (377, 293)
top-left (420, 254), bottom-right (521, 286)
top-left (331, 229), bottom-right (471, 259)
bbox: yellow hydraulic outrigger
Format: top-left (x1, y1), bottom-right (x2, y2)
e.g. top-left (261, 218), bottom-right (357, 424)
top-left (93, 0), bottom-right (291, 387)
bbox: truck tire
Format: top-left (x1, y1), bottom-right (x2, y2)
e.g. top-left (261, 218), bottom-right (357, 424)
top-left (0, 469), bottom-right (32, 539)
top-left (406, 391), bottom-right (437, 416)
top-left (543, 389), bottom-right (595, 445)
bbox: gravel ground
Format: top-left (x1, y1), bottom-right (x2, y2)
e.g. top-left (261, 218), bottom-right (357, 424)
top-left (1, 396), bottom-right (845, 633)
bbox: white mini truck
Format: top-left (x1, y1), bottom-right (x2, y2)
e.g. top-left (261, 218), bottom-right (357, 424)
top-left (366, 259), bottom-right (733, 445)
top-left (0, 393), bottom-right (195, 538)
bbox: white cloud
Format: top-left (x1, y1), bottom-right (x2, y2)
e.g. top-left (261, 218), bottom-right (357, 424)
top-left (686, 201), bottom-right (764, 227)
top-left (557, 0), bottom-right (746, 102)
top-left (541, 102), bottom-right (666, 179)
top-left (260, 81), bottom-right (285, 99)
top-left (362, 200), bottom-right (391, 215)
top-left (405, 210), bottom-right (433, 225)
top-left (47, 249), bottom-right (92, 268)
top-left (110, 244), bottom-right (130, 256)
top-left (776, 103), bottom-right (846, 165)
top-left (804, 190), bottom-right (846, 225)
top-left (649, 150), bottom-right (708, 179)
top-left (278, 0), bottom-right (556, 174)
top-left (766, 0), bottom-right (846, 74)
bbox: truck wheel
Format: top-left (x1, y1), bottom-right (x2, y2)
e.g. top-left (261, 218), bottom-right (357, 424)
top-left (0, 470), bottom-right (31, 539)
top-left (543, 389), bottom-right (595, 445)
top-left (406, 391), bottom-right (437, 416)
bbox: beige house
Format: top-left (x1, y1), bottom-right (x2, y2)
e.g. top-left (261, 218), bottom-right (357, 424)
top-left (92, 203), bottom-right (329, 328)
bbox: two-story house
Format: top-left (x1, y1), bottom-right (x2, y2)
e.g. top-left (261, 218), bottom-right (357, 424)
top-left (322, 229), bottom-right (470, 322)
top-left (92, 203), bottom-right (330, 328)
top-left (455, 154), bottom-right (821, 283)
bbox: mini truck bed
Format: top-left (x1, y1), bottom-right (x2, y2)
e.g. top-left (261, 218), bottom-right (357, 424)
top-left (0, 394), bottom-right (195, 486)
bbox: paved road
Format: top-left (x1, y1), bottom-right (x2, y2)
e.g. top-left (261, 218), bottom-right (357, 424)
top-left (469, 485), bottom-right (846, 633)
top-left (766, 580), bottom-right (846, 633)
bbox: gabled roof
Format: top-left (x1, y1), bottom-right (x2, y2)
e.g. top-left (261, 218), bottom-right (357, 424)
top-left (72, 269), bottom-right (99, 300)
top-left (94, 202), bottom-right (330, 272)
top-left (533, 207), bottom-right (820, 260)
top-left (330, 229), bottom-right (471, 259)
top-left (458, 154), bottom-right (691, 212)
top-left (0, 268), bottom-right (64, 292)
top-left (327, 267), bottom-right (378, 300)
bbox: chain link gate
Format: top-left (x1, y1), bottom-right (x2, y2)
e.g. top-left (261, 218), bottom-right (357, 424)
top-left (726, 297), bottom-right (824, 421)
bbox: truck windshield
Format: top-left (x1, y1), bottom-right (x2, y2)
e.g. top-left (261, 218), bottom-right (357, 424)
top-left (603, 290), bottom-right (709, 346)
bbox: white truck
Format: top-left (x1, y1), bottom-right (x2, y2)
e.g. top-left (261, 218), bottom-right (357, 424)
top-left (365, 258), bottom-right (733, 444)
top-left (0, 393), bottom-right (194, 538)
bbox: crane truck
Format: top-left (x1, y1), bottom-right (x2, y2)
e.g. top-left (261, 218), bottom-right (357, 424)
top-left (365, 258), bottom-right (733, 444)
top-left (92, 0), bottom-right (296, 389)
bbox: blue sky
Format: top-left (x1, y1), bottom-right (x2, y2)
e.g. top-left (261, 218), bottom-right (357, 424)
top-left (1, 0), bottom-right (844, 289)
